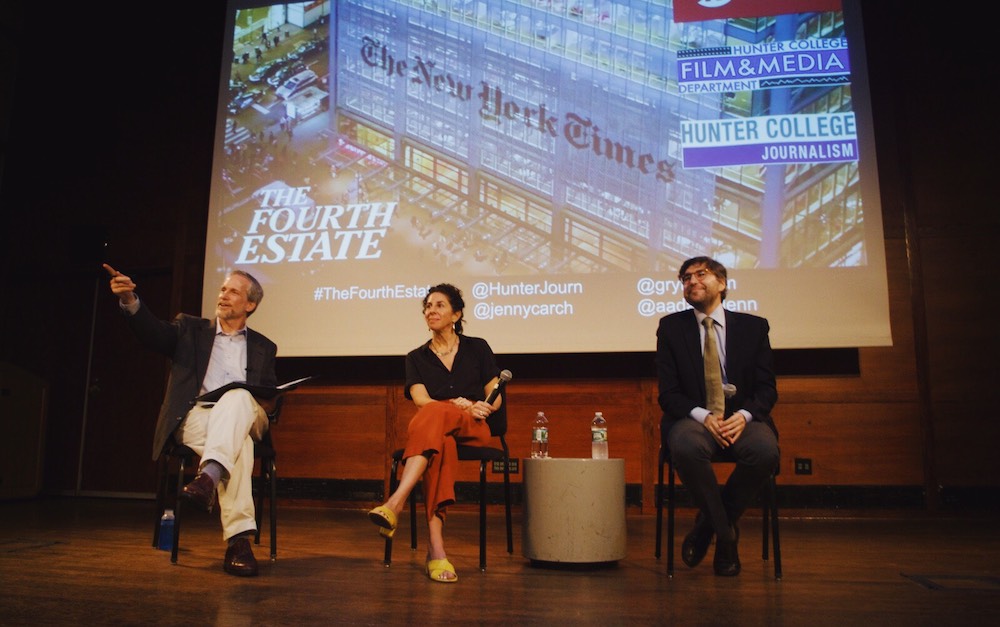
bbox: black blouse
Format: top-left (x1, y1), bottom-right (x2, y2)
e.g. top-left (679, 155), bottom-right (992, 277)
top-left (404, 335), bottom-right (499, 402)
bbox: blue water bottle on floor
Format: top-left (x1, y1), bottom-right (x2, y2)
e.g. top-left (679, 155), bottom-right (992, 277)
top-left (157, 509), bottom-right (175, 551)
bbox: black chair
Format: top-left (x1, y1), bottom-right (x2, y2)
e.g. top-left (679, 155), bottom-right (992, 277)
top-left (152, 397), bottom-right (282, 564)
top-left (655, 442), bottom-right (782, 579)
top-left (382, 402), bottom-right (513, 571)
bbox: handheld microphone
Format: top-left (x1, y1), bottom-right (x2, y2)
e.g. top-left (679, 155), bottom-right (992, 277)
top-left (486, 369), bottom-right (513, 404)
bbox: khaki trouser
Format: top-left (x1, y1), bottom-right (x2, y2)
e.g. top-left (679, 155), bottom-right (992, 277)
top-left (178, 388), bottom-right (269, 540)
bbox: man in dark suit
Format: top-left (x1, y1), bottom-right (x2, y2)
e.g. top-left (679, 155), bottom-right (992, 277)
top-left (104, 263), bottom-right (277, 576)
top-left (655, 256), bottom-right (778, 576)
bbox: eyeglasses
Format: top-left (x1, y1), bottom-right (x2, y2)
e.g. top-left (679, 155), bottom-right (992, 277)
top-left (679, 269), bottom-right (712, 284)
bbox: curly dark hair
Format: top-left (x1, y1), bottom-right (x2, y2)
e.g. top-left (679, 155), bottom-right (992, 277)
top-left (678, 256), bottom-right (728, 300)
top-left (423, 283), bottom-right (466, 334)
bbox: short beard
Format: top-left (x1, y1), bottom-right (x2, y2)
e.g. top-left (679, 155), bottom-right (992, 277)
top-left (216, 306), bottom-right (238, 321)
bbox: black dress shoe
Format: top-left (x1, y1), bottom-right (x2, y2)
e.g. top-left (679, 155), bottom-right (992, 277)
top-left (224, 537), bottom-right (258, 577)
top-left (681, 516), bottom-right (714, 568)
top-left (713, 531), bottom-right (741, 576)
top-left (181, 473), bottom-right (216, 512)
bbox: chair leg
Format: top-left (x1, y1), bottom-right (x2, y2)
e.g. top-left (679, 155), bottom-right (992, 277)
top-left (409, 490), bottom-right (418, 550)
top-left (384, 456), bottom-right (421, 567)
top-left (478, 460), bottom-right (487, 571)
top-left (768, 474), bottom-right (782, 580)
top-left (153, 456), bottom-right (168, 548)
top-left (383, 457), bottom-right (399, 566)
top-left (171, 455), bottom-right (185, 565)
top-left (666, 463), bottom-right (676, 578)
top-left (655, 456), bottom-right (664, 559)
top-left (761, 494), bottom-right (769, 561)
top-left (503, 454), bottom-right (513, 554)
top-left (254, 465), bottom-right (263, 546)
top-left (251, 454), bottom-right (277, 561)
top-left (268, 457), bottom-right (278, 561)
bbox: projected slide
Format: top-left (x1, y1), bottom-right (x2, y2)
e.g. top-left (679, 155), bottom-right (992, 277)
top-left (206, 0), bottom-right (891, 356)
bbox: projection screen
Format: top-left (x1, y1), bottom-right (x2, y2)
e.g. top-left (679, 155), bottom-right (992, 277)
top-left (204, 0), bottom-right (891, 356)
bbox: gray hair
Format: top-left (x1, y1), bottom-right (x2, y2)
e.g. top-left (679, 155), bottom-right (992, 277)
top-left (229, 270), bottom-right (264, 313)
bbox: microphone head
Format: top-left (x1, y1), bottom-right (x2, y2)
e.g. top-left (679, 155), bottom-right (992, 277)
top-left (498, 369), bottom-right (513, 383)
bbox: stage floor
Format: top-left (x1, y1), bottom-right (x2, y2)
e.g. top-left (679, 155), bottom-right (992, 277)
top-left (1, 498), bottom-right (998, 625)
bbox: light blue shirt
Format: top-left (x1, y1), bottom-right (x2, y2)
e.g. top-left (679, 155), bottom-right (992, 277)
top-left (122, 297), bottom-right (247, 396)
top-left (200, 322), bottom-right (248, 395)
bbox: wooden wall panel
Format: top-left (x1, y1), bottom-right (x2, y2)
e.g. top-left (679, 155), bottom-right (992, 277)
top-left (921, 236), bottom-right (998, 403)
top-left (274, 376), bottom-right (925, 503)
top-left (271, 386), bottom-right (389, 479)
top-left (772, 402), bottom-right (923, 485)
top-left (504, 379), bottom-right (648, 483)
top-left (931, 400), bottom-right (984, 486)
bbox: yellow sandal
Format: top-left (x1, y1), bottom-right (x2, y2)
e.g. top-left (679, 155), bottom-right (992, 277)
top-left (425, 558), bottom-right (458, 583)
top-left (368, 505), bottom-right (397, 536)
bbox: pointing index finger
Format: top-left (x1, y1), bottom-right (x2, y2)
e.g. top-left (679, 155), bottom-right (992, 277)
top-left (102, 263), bottom-right (120, 277)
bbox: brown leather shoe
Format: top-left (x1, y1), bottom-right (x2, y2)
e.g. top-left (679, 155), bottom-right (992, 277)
top-left (181, 473), bottom-right (216, 512)
top-left (224, 537), bottom-right (258, 577)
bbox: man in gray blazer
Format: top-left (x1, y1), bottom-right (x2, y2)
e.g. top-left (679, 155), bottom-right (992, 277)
top-left (656, 256), bottom-right (779, 576)
top-left (105, 263), bottom-right (277, 576)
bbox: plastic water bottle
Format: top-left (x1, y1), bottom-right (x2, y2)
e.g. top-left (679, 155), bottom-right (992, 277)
top-left (157, 509), bottom-right (175, 551)
top-left (531, 411), bottom-right (549, 458)
top-left (591, 412), bottom-right (608, 459)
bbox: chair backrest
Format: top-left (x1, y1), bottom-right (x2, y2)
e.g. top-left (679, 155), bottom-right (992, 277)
top-left (267, 395), bottom-right (285, 423)
top-left (484, 396), bottom-right (507, 438)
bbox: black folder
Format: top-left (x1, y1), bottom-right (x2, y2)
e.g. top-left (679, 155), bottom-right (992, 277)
top-left (194, 376), bottom-right (313, 403)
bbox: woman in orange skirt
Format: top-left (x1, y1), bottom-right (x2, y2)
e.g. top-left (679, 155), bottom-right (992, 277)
top-left (368, 283), bottom-right (503, 582)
